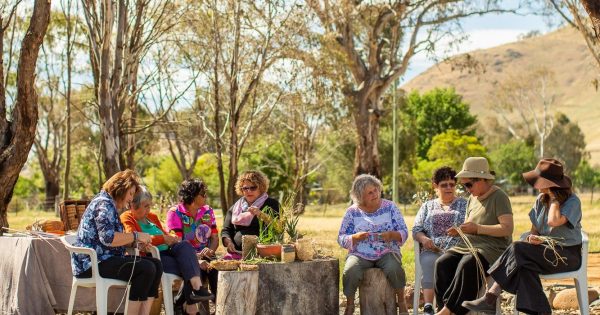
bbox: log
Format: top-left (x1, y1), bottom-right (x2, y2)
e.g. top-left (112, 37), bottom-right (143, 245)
top-left (215, 270), bottom-right (259, 315)
top-left (256, 258), bottom-right (339, 315)
top-left (359, 268), bottom-right (396, 315)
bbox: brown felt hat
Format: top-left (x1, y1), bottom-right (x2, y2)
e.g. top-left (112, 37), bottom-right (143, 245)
top-left (455, 157), bottom-right (495, 180)
top-left (522, 158), bottom-right (572, 189)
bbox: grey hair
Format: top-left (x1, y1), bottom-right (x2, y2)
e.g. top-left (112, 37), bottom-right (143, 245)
top-left (132, 185), bottom-right (153, 209)
top-left (350, 174), bottom-right (383, 205)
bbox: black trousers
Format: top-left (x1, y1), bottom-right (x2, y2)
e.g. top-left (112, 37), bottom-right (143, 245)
top-left (434, 250), bottom-right (490, 315)
top-left (489, 241), bottom-right (581, 315)
top-left (78, 255), bottom-right (163, 301)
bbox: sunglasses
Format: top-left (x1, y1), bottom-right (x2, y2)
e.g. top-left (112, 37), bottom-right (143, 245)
top-left (241, 185), bottom-right (258, 192)
top-left (462, 179), bottom-right (480, 189)
top-left (438, 182), bottom-right (456, 189)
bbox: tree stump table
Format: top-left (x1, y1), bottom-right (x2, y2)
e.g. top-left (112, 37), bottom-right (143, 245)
top-left (215, 258), bottom-right (339, 315)
top-left (359, 268), bottom-right (396, 315)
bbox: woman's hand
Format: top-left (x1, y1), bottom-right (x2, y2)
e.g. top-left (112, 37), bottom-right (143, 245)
top-left (527, 234), bottom-right (544, 245)
top-left (351, 232), bottom-right (369, 243)
top-left (380, 231), bottom-right (400, 242)
top-left (163, 234), bottom-right (179, 246)
top-left (459, 222), bottom-right (479, 235)
top-left (198, 247), bottom-right (215, 259)
top-left (447, 227), bottom-right (459, 237)
top-left (224, 238), bottom-right (237, 253)
top-left (420, 236), bottom-right (436, 250)
top-left (199, 260), bottom-right (210, 271)
top-left (137, 232), bottom-right (151, 244)
top-left (248, 206), bottom-right (261, 216)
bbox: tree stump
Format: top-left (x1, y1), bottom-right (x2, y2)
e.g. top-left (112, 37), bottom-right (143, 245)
top-left (256, 259), bottom-right (339, 315)
top-left (215, 270), bottom-right (259, 315)
top-left (359, 268), bottom-right (397, 315)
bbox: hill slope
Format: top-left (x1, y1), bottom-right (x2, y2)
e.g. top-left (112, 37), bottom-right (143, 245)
top-left (402, 27), bottom-right (600, 164)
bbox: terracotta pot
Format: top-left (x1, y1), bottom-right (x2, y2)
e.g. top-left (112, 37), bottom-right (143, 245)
top-left (256, 243), bottom-right (282, 260)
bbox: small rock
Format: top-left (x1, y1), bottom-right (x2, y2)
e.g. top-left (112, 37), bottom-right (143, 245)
top-left (553, 288), bottom-right (599, 310)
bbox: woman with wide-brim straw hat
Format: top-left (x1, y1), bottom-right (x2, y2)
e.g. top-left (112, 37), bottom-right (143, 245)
top-left (434, 157), bottom-right (514, 315)
top-left (462, 158), bottom-right (583, 315)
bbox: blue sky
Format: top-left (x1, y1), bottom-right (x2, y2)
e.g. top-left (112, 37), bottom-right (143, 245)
top-left (402, 10), bottom-right (562, 83)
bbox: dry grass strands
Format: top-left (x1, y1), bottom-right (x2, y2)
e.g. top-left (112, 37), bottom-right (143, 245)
top-left (453, 225), bottom-right (488, 291)
top-left (209, 259), bottom-right (241, 271)
top-left (534, 235), bottom-right (568, 267)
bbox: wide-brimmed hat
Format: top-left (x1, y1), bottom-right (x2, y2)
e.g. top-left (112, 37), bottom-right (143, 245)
top-left (455, 157), bottom-right (495, 180)
top-left (522, 158), bottom-right (571, 189)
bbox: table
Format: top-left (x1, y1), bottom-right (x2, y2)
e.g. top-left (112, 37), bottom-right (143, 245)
top-left (0, 236), bottom-right (127, 314)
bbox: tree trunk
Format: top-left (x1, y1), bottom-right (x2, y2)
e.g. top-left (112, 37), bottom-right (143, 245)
top-left (215, 270), bottom-right (259, 315)
top-left (0, 0), bottom-right (51, 234)
top-left (582, 0), bottom-right (600, 41)
top-left (359, 268), bottom-right (397, 315)
top-left (255, 259), bottom-right (339, 315)
top-left (227, 128), bottom-right (238, 212)
top-left (351, 94), bottom-right (382, 179)
top-left (43, 178), bottom-right (60, 211)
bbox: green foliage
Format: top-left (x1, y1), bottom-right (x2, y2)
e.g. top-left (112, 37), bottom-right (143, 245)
top-left (258, 206), bottom-right (284, 244)
top-left (241, 136), bottom-right (294, 197)
top-left (405, 88), bottom-right (477, 159)
top-left (413, 130), bottom-right (487, 191)
top-left (144, 153), bottom-right (220, 201)
top-left (543, 112), bottom-right (586, 173)
top-left (489, 140), bottom-right (536, 185)
top-left (573, 159), bottom-right (600, 191)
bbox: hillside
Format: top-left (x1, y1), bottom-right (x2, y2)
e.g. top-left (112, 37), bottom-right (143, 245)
top-left (402, 27), bottom-right (600, 164)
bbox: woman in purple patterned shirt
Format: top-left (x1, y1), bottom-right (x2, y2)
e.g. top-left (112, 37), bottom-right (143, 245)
top-left (412, 166), bottom-right (467, 315)
top-left (338, 174), bottom-right (409, 315)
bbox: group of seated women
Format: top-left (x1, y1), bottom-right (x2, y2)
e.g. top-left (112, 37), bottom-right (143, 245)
top-left (69, 170), bottom-right (278, 315)
top-left (339, 157), bottom-right (583, 315)
top-left (68, 157), bottom-right (583, 315)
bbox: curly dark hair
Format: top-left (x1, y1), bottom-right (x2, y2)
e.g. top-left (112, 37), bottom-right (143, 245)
top-left (432, 166), bottom-right (458, 184)
top-left (178, 179), bottom-right (207, 205)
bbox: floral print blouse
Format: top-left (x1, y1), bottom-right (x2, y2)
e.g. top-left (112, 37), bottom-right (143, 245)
top-left (71, 190), bottom-right (125, 276)
top-left (338, 199), bottom-right (408, 260)
top-left (412, 197), bottom-right (467, 252)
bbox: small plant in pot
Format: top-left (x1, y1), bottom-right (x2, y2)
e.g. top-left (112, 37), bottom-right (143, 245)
top-left (256, 207), bottom-right (284, 260)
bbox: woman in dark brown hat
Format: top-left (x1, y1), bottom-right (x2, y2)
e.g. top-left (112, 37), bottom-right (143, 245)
top-left (462, 158), bottom-right (583, 315)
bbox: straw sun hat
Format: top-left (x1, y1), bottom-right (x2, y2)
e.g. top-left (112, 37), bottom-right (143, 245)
top-left (455, 157), bottom-right (495, 180)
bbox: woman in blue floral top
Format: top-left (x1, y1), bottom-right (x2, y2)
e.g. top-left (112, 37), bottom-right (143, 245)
top-left (71, 170), bottom-right (162, 315)
top-left (338, 174), bottom-right (409, 315)
top-left (412, 166), bottom-right (467, 315)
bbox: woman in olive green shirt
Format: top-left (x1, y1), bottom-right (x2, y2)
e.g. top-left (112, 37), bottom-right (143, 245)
top-left (434, 157), bottom-right (514, 315)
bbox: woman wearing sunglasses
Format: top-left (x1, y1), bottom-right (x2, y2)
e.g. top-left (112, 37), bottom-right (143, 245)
top-left (462, 159), bottom-right (582, 315)
top-left (412, 166), bottom-right (467, 315)
top-left (434, 157), bottom-right (514, 315)
top-left (221, 170), bottom-right (281, 259)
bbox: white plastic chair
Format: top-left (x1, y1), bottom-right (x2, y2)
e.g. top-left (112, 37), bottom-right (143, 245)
top-left (513, 231), bottom-right (589, 315)
top-left (61, 234), bottom-right (130, 315)
top-left (413, 239), bottom-right (501, 315)
top-left (147, 245), bottom-right (183, 315)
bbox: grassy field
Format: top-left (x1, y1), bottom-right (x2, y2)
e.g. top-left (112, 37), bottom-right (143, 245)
top-left (7, 193), bottom-right (600, 284)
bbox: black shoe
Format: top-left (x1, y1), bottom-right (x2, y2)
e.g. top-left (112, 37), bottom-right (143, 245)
top-left (423, 304), bottom-right (435, 315)
top-left (173, 303), bottom-right (184, 315)
top-left (188, 286), bottom-right (215, 303)
top-left (461, 293), bottom-right (497, 314)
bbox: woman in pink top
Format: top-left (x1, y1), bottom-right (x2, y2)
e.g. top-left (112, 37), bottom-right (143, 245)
top-left (166, 179), bottom-right (219, 314)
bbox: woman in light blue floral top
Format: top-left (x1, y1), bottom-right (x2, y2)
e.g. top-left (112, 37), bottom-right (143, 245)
top-left (338, 174), bottom-right (409, 315)
top-left (412, 166), bottom-right (466, 315)
top-left (71, 170), bottom-right (162, 315)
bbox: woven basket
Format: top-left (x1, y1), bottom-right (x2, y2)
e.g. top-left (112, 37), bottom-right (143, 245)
top-left (210, 260), bottom-right (240, 271)
top-left (239, 263), bottom-right (259, 271)
top-left (59, 199), bottom-right (90, 231)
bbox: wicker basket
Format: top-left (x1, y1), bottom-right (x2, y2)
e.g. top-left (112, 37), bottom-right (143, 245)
top-left (26, 219), bottom-right (64, 232)
top-left (59, 199), bottom-right (90, 231)
top-left (239, 263), bottom-right (259, 271)
top-left (210, 260), bottom-right (241, 271)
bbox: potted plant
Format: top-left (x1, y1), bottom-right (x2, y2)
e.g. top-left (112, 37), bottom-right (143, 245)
top-left (256, 206), bottom-right (284, 259)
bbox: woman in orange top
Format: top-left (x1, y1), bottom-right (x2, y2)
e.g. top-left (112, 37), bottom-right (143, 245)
top-left (121, 186), bottom-right (212, 315)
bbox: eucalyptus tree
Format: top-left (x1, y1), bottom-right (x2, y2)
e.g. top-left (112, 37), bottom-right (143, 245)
top-left (80, 0), bottom-right (185, 178)
top-left (0, 0), bottom-right (51, 231)
top-left (304, 0), bottom-right (517, 178)
top-left (183, 0), bottom-right (301, 211)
